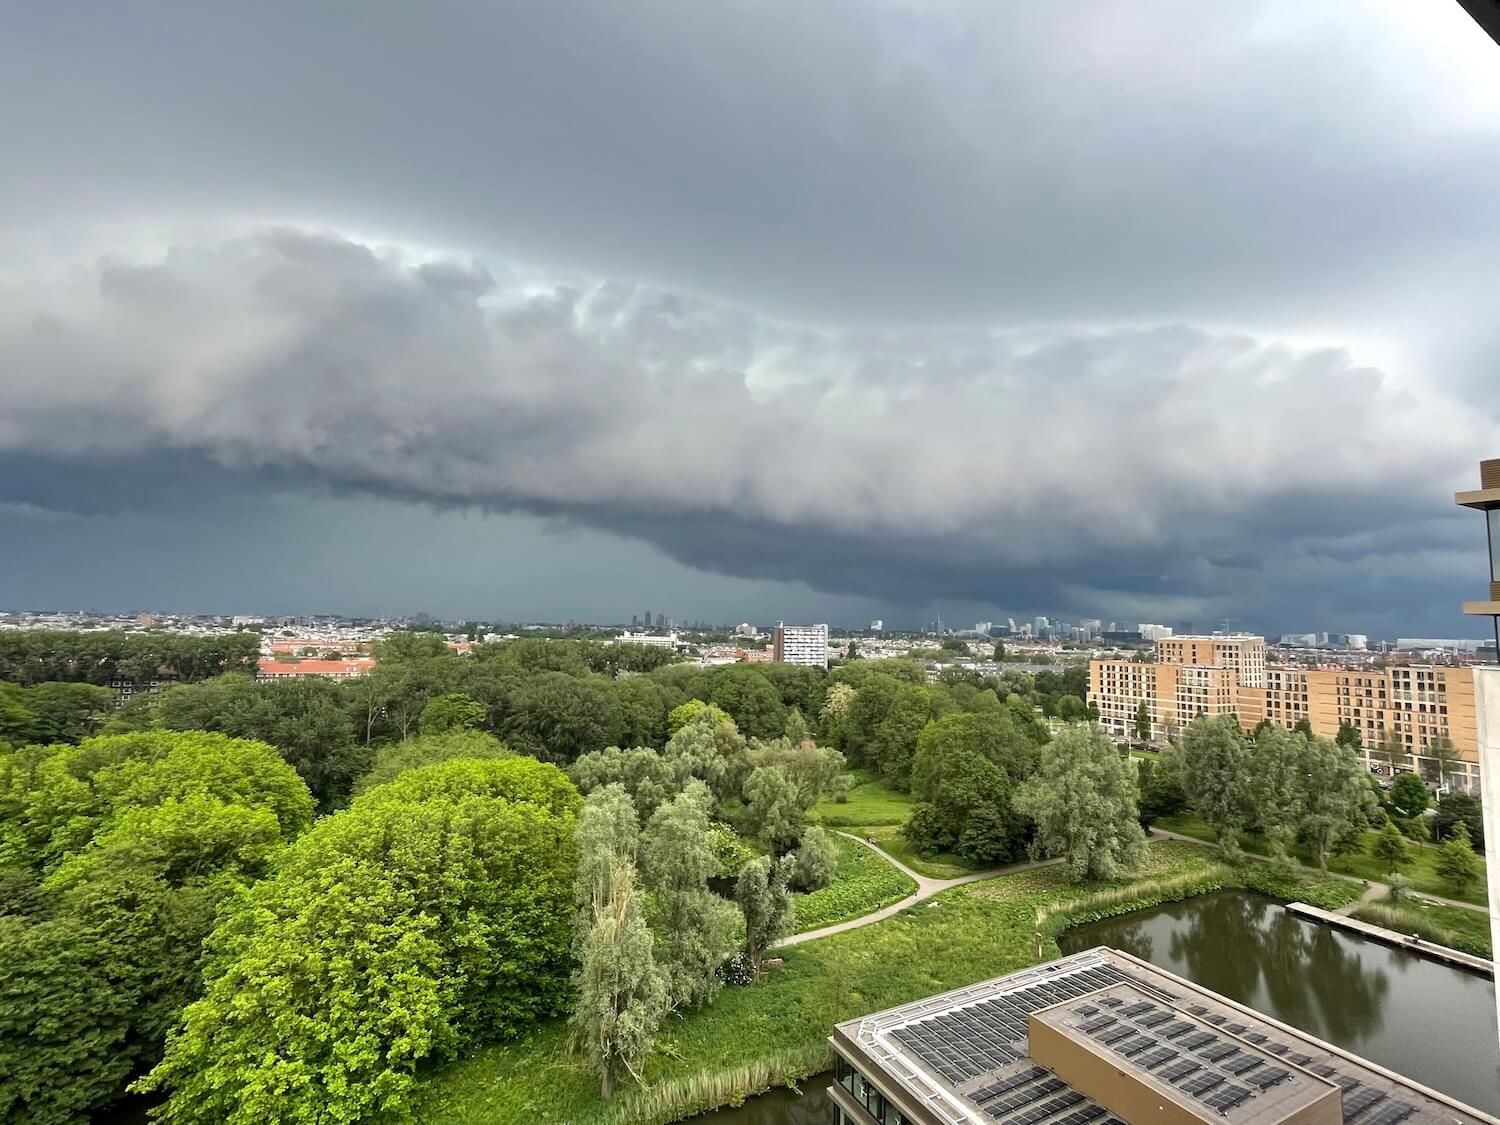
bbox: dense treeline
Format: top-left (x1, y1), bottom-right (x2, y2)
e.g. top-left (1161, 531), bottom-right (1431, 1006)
top-left (0, 639), bottom-right (1128, 1122)
top-left (0, 731), bottom-right (314, 1124)
top-left (0, 630), bottom-right (260, 687)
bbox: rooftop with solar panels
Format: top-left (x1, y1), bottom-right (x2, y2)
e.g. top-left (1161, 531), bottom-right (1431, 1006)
top-left (828, 948), bottom-right (1494, 1125)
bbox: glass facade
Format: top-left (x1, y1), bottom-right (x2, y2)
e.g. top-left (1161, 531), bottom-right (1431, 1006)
top-left (833, 1052), bottom-right (915, 1125)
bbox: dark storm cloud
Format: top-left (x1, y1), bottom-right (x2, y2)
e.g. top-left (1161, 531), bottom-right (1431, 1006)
top-left (0, 229), bottom-right (1494, 629)
top-left (2, 2), bottom-right (1497, 332)
top-left (2, 2), bottom-right (1498, 629)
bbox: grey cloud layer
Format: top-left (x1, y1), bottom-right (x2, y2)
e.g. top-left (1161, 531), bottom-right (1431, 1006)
top-left (1, 229), bottom-right (1493, 622)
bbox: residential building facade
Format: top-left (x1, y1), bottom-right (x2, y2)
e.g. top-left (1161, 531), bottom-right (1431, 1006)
top-left (772, 623), bottom-right (830, 669)
top-left (1090, 636), bottom-right (1481, 790)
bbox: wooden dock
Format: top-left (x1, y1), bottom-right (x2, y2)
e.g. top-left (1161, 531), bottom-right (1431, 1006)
top-left (1286, 902), bottom-right (1494, 977)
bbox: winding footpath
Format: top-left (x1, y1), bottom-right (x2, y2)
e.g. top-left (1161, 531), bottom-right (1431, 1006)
top-left (776, 825), bottom-right (1491, 952)
top-left (775, 832), bottom-right (1063, 948)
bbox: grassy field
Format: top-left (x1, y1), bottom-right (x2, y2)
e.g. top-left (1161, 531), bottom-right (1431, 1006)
top-left (412, 841), bottom-right (1358, 1125)
top-left (807, 769), bottom-right (912, 827)
top-left (791, 835), bottom-right (916, 932)
top-left (1155, 812), bottom-right (1489, 907)
top-left (1354, 895), bottom-right (1493, 958)
top-left (857, 824), bottom-right (977, 878)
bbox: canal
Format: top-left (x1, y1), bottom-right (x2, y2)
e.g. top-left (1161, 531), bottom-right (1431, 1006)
top-left (694, 890), bottom-right (1499, 1122)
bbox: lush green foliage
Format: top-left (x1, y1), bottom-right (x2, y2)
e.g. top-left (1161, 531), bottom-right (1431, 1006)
top-left (1176, 715), bottom-right (1255, 846)
top-left (791, 835), bottom-right (916, 932)
top-left (735, 854), bottom-right (795, 972)
top-left (1435, 791), bottom-right (1485, 852)
top-left (1369, 822), bottom-right (1413, 874)
top-left (1388, 773), bottom-right (1430, 820)
top-left (0, 731), bottom-right (312, 1125)
top-left (1015, 724), bottom-right (1145, 881)
top-left (789, 825), bottom-right (838, 891)
top-left (419, 691), bottom-right (488, 734)
top-left (1435, 822), bottom-right (1482, 894)
top-left (573, 789), bottom-right (666, 1099)
top-left (1354, 897), bottom-right (1491, 957)
top-left (640, 783), bottom-right (738, 1013)
top-left (141, 757), bottom-right (581, 1125)
top-left (414, 840), bottom-right (1353, 1125)
top-left (352, 729), bottom-right (512, 796)
top-left (0, 681), bottom-right (114, 746)
top-left (0, 630), bottom-right (260, 687)
top-left (906, 711), bottom-right (1039, 866)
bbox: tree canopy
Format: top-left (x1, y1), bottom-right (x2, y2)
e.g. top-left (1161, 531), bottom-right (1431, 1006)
top-left (1015, 724), bottom-right (1145, 881)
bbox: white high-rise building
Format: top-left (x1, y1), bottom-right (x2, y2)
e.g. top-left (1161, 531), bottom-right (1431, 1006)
top-left (772, 623), bottom-right (829, 669)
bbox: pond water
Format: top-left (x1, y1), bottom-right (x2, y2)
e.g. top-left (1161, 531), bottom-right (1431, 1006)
top-left (694, 890), bottom-right (1499, 1122)
top-left (1060, 891), bottom-right (1499, 1116)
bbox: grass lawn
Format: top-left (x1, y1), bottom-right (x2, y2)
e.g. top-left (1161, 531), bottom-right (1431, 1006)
top-left (1354, 895), bottom-right (1493, 958)
top-left (791, 835), bottom-right (916, 932)
top-left (413, 841), bottom-right (1357, 1125)
top-left (856, 824), bottom-right (976, 879)
top-left (1154, 812), bottom-right (1489, 907)
top-left (807, 769), bottom-right (912, 827)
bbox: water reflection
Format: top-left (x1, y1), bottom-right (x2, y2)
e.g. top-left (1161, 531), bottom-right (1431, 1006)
top-left (691, 1084), bottom-right (831, 1124)
top-left (1062, 891), bottom-right (1498, 1115)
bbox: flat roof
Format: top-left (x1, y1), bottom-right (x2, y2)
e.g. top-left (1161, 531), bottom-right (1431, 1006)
top-left (830, 948), bottom-right (1495, 1125)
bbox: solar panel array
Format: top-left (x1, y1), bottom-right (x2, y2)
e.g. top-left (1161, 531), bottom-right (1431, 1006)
top-left (879, 960), bottom-right (1429, 1125)
top-left (887, 963), bottom-right (1166, 1087)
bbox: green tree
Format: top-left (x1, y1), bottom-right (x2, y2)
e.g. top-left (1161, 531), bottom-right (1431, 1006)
top-left (705, 668), bottom-right (787, 741)
top-left (1369, 821), bottom-right (1413, 874)
top-left (352, 729), bottom-right (511, 796)
top-left (0, 732), bottom-right (312, 1125)
top-left (1435, 792), bottom-right (1485, 852)
top-left (1177, 715), bottom-right (1256, 850)
top-left (741, 765), bottom-right (803, 852)
top-left (734, 854), bottom-right (794, 976)
top-left (818, 682), bottom-right (857, 747)
top-left (782, 706), bottom-right (811, 746)
top-left (790, 824), bottom-right (838, 891)
top-left (1294, 736), bottom-right (1380, 871)
top-left (1054, 694), bottom-right (1086, 722)
top-left (571, 746), bottom-right (683, 822)
top-left (12, 683), bottom-right (114, 744)
top-left (639, 782), bottom-right (738, 1012)
top-left (1134, 700), bottom-right (1151, 742)
top-left (1389, 772), bottom-right (1430, 821)
top-left (572, 786), bottom-right (664, 1098)
top-left (1435, 821), bottom-right (1481, 894)
top-left (419, 691), bottom-right (488, 734)
top-left (663, 712), bottom-right (751, 802)
top-left (1134, 756), bottom-right (1187, 827)
top-left (504, 672), bottom-right (622, 764)
top-left (156, 674), bottom-right (368, 810)
top-left (1293, 716), bottom-right (1314, 738)
top-left (1014, 724), bottom-right (1145, 881)
top-left (667, 699), bottom-right (733, 737)
top-left (907, 711), bottom-right (1037, 866)
top-left (1248, 725), bottom-right (1307, 857)
top-left (992, 641), bottom-right (1006, 662)
top-left (1335, 721), bottom-right (1362, 751)
top-left (141, 757), bottom-right (580, 1125)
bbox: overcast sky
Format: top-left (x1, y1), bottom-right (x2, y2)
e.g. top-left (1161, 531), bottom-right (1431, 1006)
top-left (3, 1), bottom-right (1499, 634)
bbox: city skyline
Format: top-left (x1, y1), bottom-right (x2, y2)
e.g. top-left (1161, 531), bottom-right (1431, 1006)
top-left (4, 4), bottom-right (1500, 635)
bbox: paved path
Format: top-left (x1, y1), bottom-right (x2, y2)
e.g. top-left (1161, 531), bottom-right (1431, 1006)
top-left (1146, 827), bottom-right (1490, 916)
top-left (774, 832), bottom-right (1062, 948)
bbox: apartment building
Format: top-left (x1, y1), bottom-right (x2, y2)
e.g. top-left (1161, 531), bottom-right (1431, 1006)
top-left (1090, 636), bottom-right (1482, 790)
top-left (772, 623), bottom-right (830, 669)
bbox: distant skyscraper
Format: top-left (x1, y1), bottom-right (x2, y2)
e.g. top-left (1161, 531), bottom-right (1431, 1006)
top-left (644, 610), bottom-right (653, 629)
top-left (631, 614), bottom-right (640, 629)
top-left (1033, 616), bottom-right (1048, 637)
top-left (869, 619), bottom-right (884, 632)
